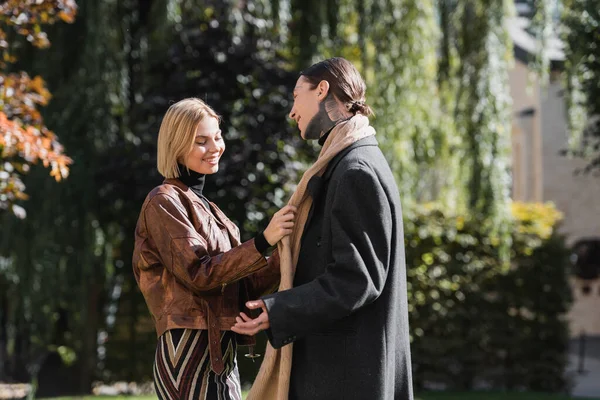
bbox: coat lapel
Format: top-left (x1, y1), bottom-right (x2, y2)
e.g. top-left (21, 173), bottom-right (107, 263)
top-left (321, 135), bottom-right (379, 182)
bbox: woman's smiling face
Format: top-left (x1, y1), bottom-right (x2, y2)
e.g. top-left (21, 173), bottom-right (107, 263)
top-left (182, 116), bottom-right (225, 174)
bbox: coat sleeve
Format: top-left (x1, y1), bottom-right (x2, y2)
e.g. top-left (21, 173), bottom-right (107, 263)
top-left (139, 193), bottom-right (268, 293)
top-left (262, 166), bottom-right (394, 348)
top-left (245, 248), bottom-right (281, 299)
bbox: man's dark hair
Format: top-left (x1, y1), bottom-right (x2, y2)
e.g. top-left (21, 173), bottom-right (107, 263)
top-left (301, 57), bottom-right (373, 116)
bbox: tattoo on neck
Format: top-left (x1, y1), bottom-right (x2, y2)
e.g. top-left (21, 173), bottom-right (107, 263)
top-left (304, 94), bottom-right (347, 140)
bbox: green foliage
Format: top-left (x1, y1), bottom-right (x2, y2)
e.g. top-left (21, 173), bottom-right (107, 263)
top-left (0, 0), bottom-right (76, 218)
top-left (0, 0), bottom-right (577, 393)
top-left (406, 202), bottom-right (571, 392)
top-left (300, 0), bottom-right (454, 207)
top-left (561, 0), bottom-right (600, 174)
top-left (294, 0), bottom-right (516, 259)
top-left (441, 1), bottom-right (515, 261)
top-left (517, 0), bottom-right (559, 86)
top-left (0, 0), bottom-right (311, 389)
top-left (368, 1), bottom-right (446, 206)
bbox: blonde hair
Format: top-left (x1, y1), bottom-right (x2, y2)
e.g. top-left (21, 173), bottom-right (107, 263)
top-left (157, 98), bottom-right (220, 178)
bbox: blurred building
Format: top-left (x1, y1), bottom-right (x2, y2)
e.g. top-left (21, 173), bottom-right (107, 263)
top-left (508, 0), bottom-right (600, 337)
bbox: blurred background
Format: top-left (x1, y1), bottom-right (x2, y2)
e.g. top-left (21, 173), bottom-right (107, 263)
top-left (1, 0), bottom-right (599, 399)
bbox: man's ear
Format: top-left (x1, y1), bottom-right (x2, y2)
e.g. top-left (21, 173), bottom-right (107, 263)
top-left (317, 80), bottom-right (330, 100)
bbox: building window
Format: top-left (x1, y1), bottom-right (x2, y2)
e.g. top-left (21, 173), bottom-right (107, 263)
top-left (572, 238), bottom-right (600, 295)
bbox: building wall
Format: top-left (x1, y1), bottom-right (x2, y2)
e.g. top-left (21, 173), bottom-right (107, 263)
top-left (539, 74), bottom-right (600, 336)
top-left (509, 61), bottom-right (543, 202)
top-left (569, 279), bottom-right (600, 336)
top-left (540, 80), bottom-right (600, 244)
top-left (509, 59), bottom-right (600, 336)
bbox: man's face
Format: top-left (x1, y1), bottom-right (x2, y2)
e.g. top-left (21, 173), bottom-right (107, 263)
top-left (289, 76), bottom-right (320, 139)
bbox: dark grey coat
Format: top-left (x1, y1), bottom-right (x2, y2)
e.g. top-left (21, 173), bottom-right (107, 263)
top-left (263, 136), bottom-right (414, 400)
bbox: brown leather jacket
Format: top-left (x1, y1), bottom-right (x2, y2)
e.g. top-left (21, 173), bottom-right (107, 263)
top-left (132, 178), bottom-right (280, 373)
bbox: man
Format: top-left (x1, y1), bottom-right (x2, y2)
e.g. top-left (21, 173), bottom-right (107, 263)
top-left (232, 57), bottom-right (414, 400)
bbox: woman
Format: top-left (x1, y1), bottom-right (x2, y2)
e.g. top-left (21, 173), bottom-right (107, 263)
top-left (132, 98), bottom-right (295, 400)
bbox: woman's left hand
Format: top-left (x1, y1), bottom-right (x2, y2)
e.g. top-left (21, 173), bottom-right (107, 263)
top-left (263, 205), bottom-right (296, 246)
top-left (231, 300), bottom-right (269, 336)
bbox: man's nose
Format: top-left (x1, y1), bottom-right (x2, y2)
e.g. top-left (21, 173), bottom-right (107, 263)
top-left (289, 108), bottom-right (296, 121)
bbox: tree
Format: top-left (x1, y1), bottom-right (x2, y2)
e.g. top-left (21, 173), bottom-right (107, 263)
top-left (288, 0), bottom-right (516, 258)
top-left (0, 0), bottom-right (573, 393)
top-left (0, 0), bottom-right (308, 391)
top-left (437, 0), bottom-right (516, 259)
top-left (0, 0), bottom-right (76, 218)
top-left (369, 1), bottom-right (455, 207)
top-left (286, 0), bottom-right (454, 206)
top-left (561, 0), bottom-right (600, 174)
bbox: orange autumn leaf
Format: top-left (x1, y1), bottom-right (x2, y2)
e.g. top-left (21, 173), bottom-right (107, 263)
top-left (58, 10), bottom-right (75, 23)
top-left (0, 1), bottom-right (77, 216)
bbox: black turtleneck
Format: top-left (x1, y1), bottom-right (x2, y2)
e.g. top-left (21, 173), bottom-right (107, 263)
top-left (177, 164), bottom-right (271, 254)
top-left (177, 164), bottom-right (208, 207)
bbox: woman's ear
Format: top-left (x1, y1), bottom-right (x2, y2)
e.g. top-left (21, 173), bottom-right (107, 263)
top-left (317, 80), bottom-right (330, 100)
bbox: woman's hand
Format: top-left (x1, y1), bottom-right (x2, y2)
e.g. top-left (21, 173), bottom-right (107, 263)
top-left (263, 205), bottom-right (297, 246)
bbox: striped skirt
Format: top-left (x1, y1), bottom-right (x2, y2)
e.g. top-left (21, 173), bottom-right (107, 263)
top-left (153, 329), bottom-right (242, 400)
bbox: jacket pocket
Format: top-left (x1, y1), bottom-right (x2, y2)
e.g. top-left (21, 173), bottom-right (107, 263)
top-left (170, 283), bottom-right (197, 314)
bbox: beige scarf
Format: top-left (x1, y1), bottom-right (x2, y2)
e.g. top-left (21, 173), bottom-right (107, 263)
top-left (247, 114), bottom-right (376, 400)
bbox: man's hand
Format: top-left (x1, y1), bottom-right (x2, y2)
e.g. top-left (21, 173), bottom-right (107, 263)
top-left (231, 300), bottom-right (269, 336)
